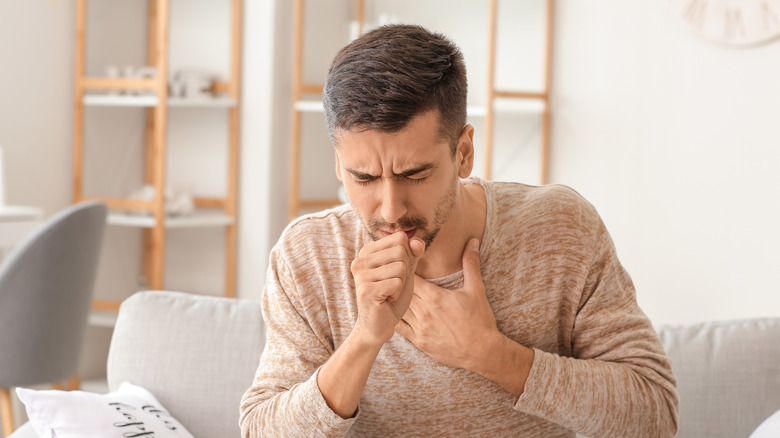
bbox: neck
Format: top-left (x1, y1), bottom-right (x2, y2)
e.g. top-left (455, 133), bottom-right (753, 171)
top-left (415, 179), bottom-right (486, 280)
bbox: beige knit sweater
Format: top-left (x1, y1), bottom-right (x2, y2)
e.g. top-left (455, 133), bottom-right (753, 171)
top-left (240, 179), bottom-right (679, 437)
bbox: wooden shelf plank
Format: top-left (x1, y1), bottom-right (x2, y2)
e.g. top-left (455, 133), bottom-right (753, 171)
top-left (82, 77), bottom-right (158, 91)
top-left (83, 94), bottom-right (158, 107)
top-left (83, 95), bottom-right (237, 108)
top-left (107, 209), bottom-right (235, 229)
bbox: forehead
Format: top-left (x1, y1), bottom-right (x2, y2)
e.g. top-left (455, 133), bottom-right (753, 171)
top-left (335, 111), bottom-right (451, 171)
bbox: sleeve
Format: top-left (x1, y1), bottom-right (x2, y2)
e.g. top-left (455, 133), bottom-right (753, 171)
top-left (239, 247), bottom-right (358, 437)
top-left (513, 211), bottom-right (679, 438)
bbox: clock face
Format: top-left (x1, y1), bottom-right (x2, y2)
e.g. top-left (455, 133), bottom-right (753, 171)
top-left (668, 0), bottom-right (780, 46)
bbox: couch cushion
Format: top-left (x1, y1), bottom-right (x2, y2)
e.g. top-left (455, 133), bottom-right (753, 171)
top-left (15, 382), bottom-right (193, 438)
top-left (658, 318), bottom-right (780, 438)
top-left (107, 291), bottom-right (265, 438)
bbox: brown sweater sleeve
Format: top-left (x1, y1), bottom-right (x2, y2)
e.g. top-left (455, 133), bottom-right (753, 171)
top-left (514, 199), bottom-right (679, 437)
top-left (239, 246), bottom-right (357, 437)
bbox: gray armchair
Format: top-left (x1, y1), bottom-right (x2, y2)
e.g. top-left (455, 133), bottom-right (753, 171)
top-left (0, 201), bottom-right (107, 437)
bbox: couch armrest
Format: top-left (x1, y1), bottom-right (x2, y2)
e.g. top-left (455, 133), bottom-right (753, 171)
top-left (107, 291), bottom-right (265, 438)
top-left (658, 318), bottom-right (780, 438)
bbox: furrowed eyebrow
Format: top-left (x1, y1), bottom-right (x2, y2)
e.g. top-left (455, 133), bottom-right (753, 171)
top-left (345, 164), bottom-right (434, 180)
top-left (395, 164), bottom-right (434, 178)
top-left (345, 169), bottom-right (377, 180)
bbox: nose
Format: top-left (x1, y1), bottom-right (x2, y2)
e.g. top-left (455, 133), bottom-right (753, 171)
top-left (379, 179), bottom-right (407, 225)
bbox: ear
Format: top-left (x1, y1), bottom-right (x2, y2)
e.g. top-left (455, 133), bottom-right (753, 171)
top-left (455, 124), bottom-right (475, 178)
top-left (334, 150), bottom-right (343, 182)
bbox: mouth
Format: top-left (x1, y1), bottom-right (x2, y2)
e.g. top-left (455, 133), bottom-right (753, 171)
top-left (380, 229), bottom-right (417, 240)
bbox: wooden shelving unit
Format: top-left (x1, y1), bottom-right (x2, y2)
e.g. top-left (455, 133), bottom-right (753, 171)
top-left (287, 0), bottom-right (554, 221)
top-left (72, 0), bottom-right (243, 312)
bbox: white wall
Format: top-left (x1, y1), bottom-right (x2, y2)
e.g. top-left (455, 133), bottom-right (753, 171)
top-left (551, 0), bottom-right (780, 325)
top-left (0, 2), bottom-right (73, 213)
top-left (2, 0), bottom-right (778, 343)
top-left (269, 0), bottom-right (780, 326)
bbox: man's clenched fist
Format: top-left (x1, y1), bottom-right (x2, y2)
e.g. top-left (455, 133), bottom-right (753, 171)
top-left (350, 231), bottom-right (425, 347)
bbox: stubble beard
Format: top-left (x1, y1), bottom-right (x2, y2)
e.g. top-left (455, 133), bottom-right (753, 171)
top-left (363, 174), bottom-right (459, 249)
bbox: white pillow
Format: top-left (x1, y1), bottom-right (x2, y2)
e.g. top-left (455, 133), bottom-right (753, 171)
top-left (750, 409), bottom-right (780, 438)
top-left (15, 382), bottom-right (193, 438)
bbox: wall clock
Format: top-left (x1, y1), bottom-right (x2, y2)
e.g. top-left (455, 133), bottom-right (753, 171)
top-left (668, 0), bottom-right (780, 46)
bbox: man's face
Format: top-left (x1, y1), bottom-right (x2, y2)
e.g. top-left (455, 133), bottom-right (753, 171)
top-left (335, 110), bottom-right (474, 248)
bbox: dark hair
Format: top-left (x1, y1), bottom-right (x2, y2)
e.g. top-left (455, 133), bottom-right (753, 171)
top-left (323, 24), bottom-right (467, 154)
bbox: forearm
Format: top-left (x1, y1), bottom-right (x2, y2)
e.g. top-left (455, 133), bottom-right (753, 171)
top-left (240, 368), bottom-right (357, 438)
top-left (317, 327), bottom-right (383, 419)
top-left (465, 331), bottom-right (535, 397)
top-left (515, 349), bottom-right (679, 438)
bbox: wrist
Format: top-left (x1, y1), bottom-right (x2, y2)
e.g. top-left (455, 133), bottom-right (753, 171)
top-left (349, 322), bottom-right (390, 353)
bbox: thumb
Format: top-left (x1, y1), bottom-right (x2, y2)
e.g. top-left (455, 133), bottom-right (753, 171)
top-left (462, 238), bottom-right (483, 290)
top-left (408, 237), bottom-right (425, 275)
top-left (409, 237), bottom-right (426, 262)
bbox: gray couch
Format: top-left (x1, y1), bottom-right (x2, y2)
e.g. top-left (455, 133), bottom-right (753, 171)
top-left (10, 291), bottom-right (780, 437)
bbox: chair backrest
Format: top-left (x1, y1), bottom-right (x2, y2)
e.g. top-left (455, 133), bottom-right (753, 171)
top-left (107, 291), bottom-right (265, 438)
top-left (658, 318), bottom-right (780, 438)
top-left (0, 201), bottom-right (107, 388)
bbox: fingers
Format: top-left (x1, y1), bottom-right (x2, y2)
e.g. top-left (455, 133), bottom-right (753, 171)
top-left (395, 299), bottom-right (419, 340)
top-left (352, 250), bottom-right (409, 275)
top-left (357, 277), bottom-right (404, 303)
top-left (359, 231), bottom-right (415, 257)
top-left (461, 238), bottom-right (483, 291)
top-left (395, 318), bottom-right (415, 341)
top-left (357, 261), bottom-right (406, 283)
top-left (352, 232), bottom-right (425, 309)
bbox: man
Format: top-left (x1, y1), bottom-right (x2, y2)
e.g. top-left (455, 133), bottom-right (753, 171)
top-left (241, 24), bottom-right (678, 437)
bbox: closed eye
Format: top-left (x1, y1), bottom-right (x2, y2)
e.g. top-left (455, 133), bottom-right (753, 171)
top-left (345, 164), bottom-right (434, 186)
top-left (404, 175), bottom-right (428, 184)
top-left (353, 177), bottom-right (375, 186)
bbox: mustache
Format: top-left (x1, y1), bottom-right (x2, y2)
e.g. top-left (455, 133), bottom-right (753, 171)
top-left (368, 215), bottom-right (428, 231)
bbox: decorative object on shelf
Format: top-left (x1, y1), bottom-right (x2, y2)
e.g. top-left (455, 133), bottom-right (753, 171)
top-left (169, 68), bottom-right (221, 100)
top-left (126, 184), bottom-right (195, 217)
top-left (103, 65), bottom-right (157, 95)
top-left (668, 0), bottom-right (780, 46)
top-left (105, 65), bottom-right (121, 95)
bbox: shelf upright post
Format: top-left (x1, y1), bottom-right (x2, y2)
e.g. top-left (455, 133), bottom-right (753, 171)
top-left (288, 0), bottom-right (304, 221)
top-left (225, 0), bottom-right (243, 298)
top-left (356, 0), bottom-right (365, 35)
top-left (73, 0), bottom-right (87, 203)
top-left (540, 0), bottom-right (555, 185)
top-left (148, 0), bottom-right (171, 290)
top-left (288, 0), bottom-right (367, 221)
top-left (483, 0), bottom-right (498, 181)
top-left (143, 0), bottom-right (159, 286)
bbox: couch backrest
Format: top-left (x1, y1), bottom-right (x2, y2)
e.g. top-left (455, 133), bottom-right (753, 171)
top-left (658, 317), bottom-right (780, 438)
top-left (109, 291), bottom-right (780, 438)
top-left (107, 291), bottom-right (265, 438)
